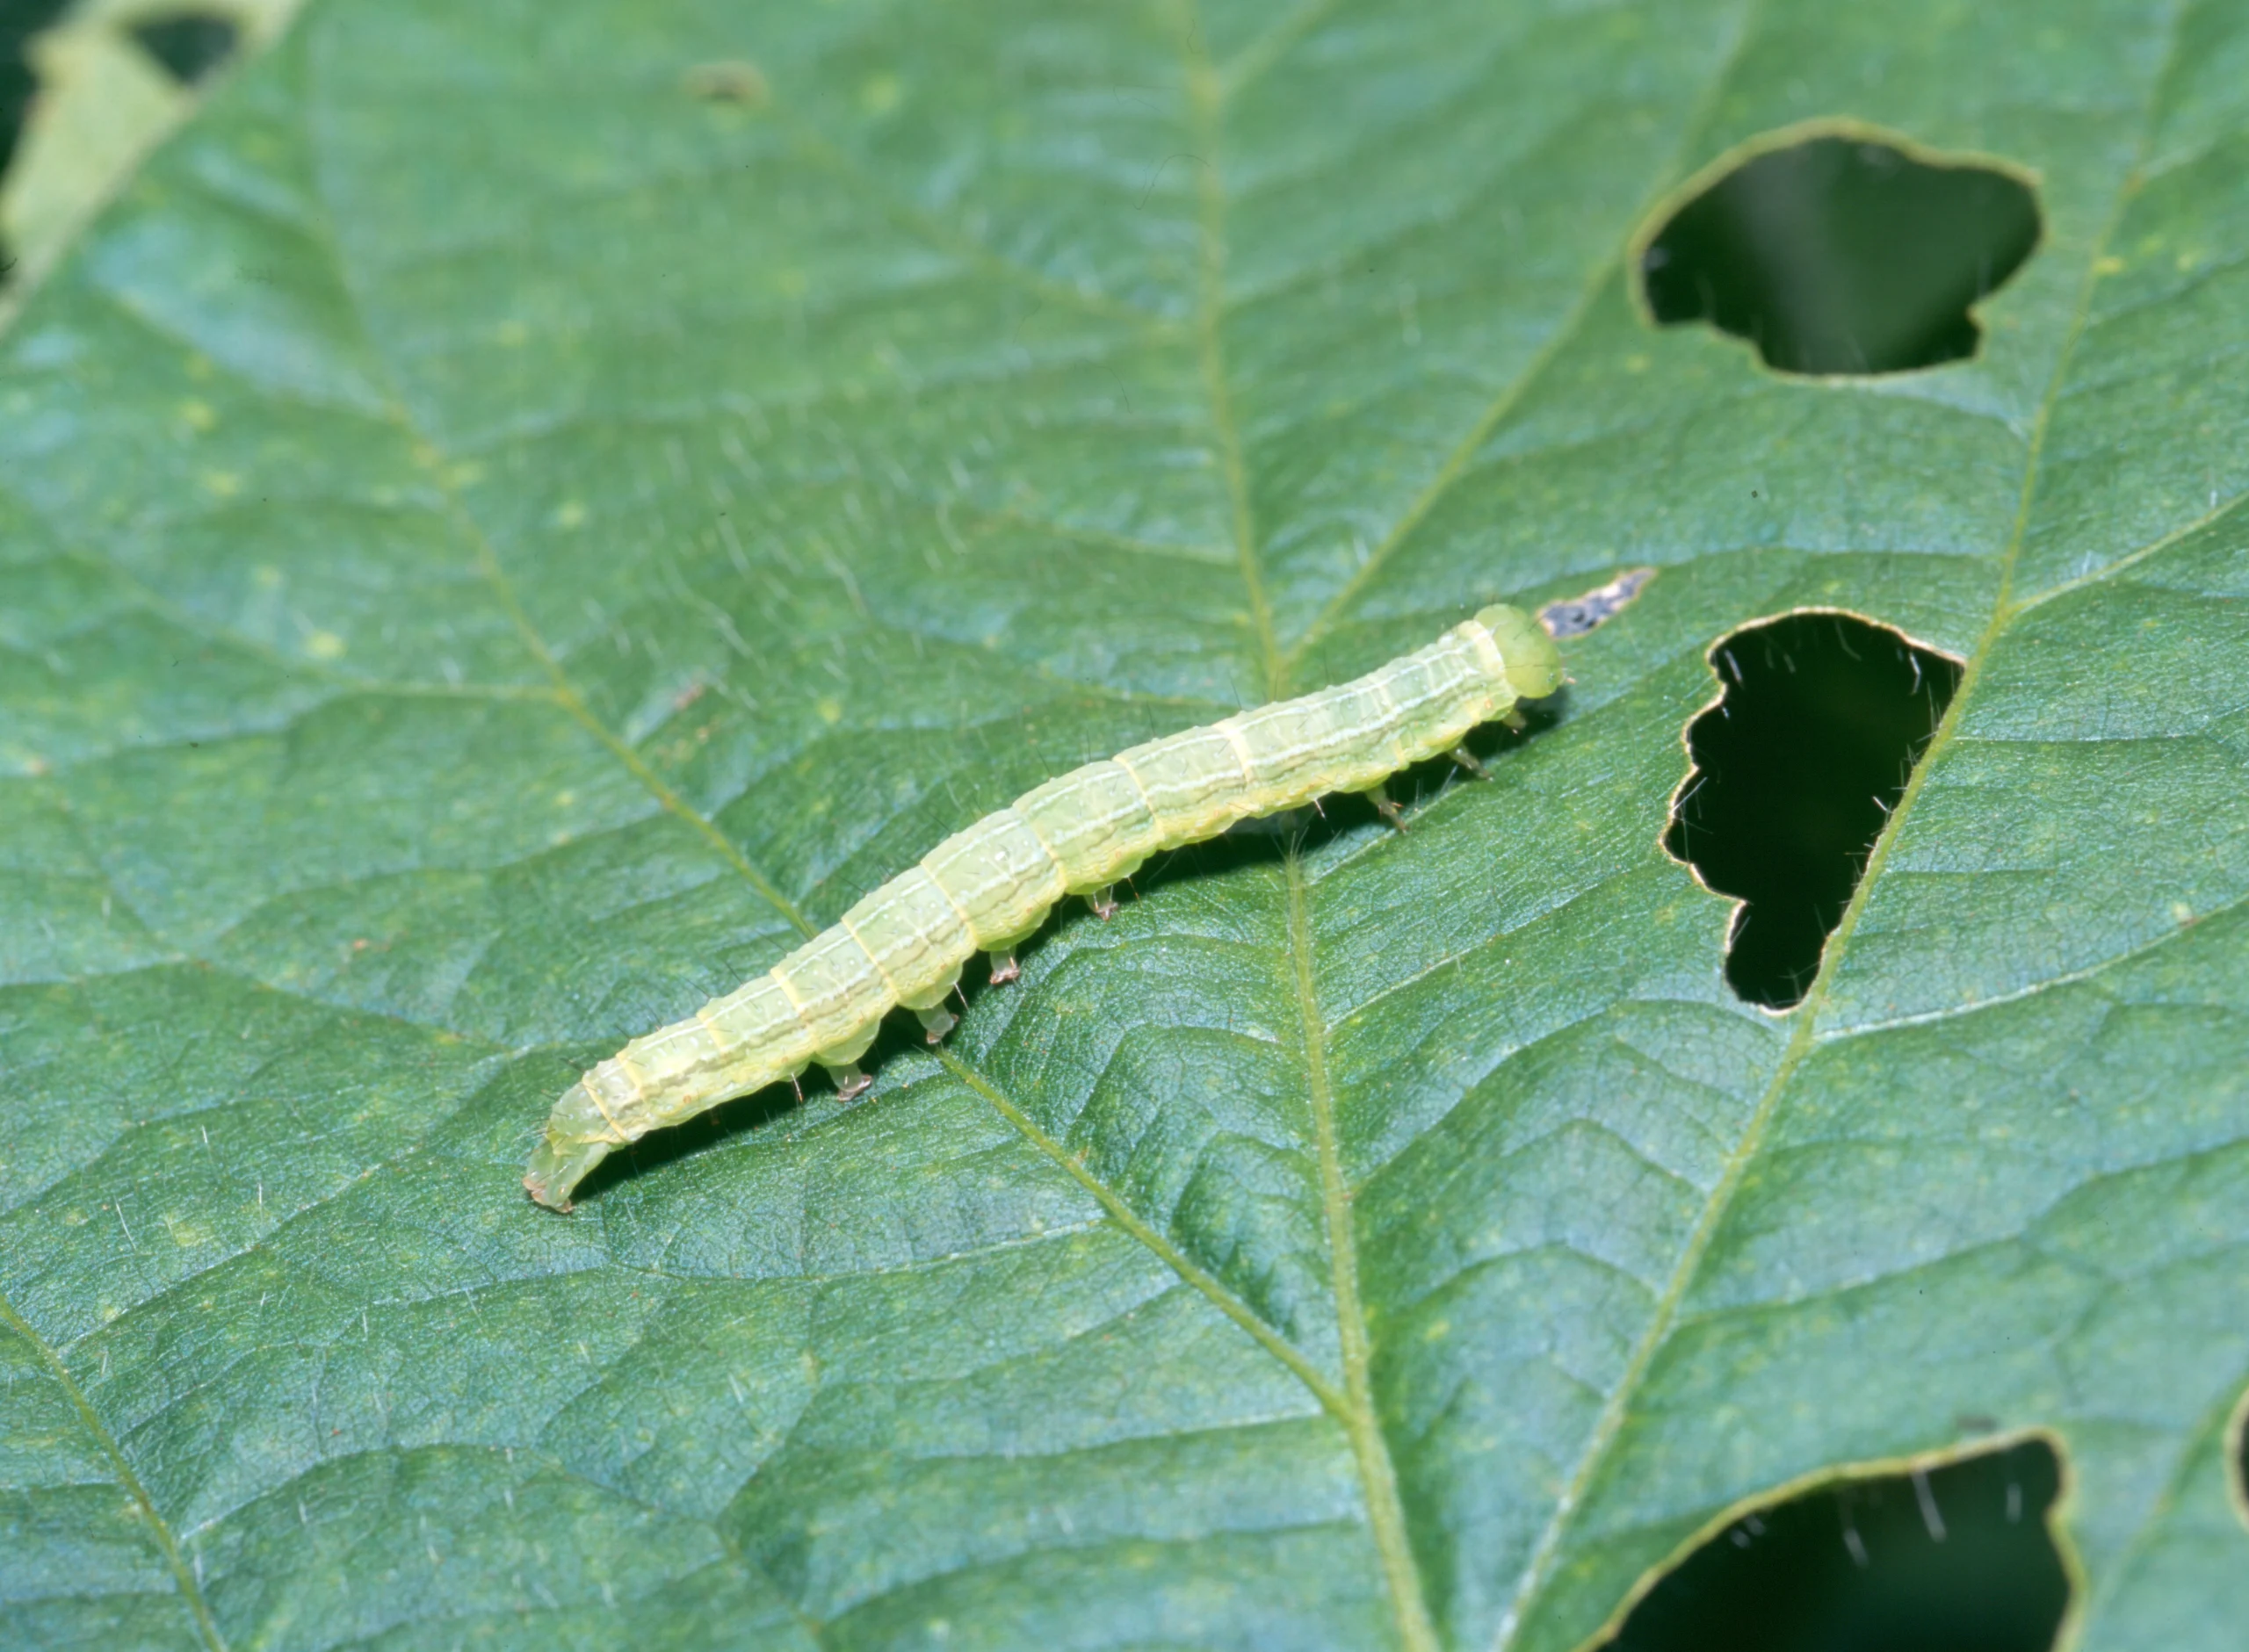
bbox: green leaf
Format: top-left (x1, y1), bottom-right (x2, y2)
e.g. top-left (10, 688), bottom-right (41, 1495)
top-left (4, 1), bottom-right (2245, 1648)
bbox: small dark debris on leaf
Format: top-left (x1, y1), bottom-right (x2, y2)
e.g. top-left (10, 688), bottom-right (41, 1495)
top-left (1540, 567), bottom-right (1657, 638)
top-left (684, 60), bottom-right (769, 105)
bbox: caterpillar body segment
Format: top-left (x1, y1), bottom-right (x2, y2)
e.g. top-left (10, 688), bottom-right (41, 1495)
top-left (524, 604), bottom-right (1563, 1208)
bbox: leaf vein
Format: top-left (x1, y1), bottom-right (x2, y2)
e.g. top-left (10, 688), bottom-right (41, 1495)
top-left (1289, 0), bottom-right (1768, 668)
top-left (1284, 854), bottom-right (1443, 1652)
top-left (0, 1290), bottom-right (231, 1652)
top-left (1486, 6), bottom-right (2198, 1644)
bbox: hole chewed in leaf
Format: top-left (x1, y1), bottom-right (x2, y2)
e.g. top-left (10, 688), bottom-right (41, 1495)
top-left (129, 11), bottom-right (240, 86)
top-left (1640, 131), bottom-right (2040, 375)
top-left (0, 0), bottom-right (73, 205)
top-left (1667, 612), bottom-right (1960, 1010)
top-left (1604, 1439), bottom-right (2069, 1652)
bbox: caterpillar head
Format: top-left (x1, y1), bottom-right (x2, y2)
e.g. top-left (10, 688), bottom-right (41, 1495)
top-left (524, 1081), bottom-right (625, 1209)
top-left (1473, 603), bottom-right (1566, 701)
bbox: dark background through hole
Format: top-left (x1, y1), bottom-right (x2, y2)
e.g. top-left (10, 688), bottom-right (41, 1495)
top-left (131, 11), bottom-right (239, 85)
top-left (0, 0), bottom-right (72, 247)
top-left (1608, 1439), bottom-right (2071, 1652)
top-left (1642, 134), bottom-right (2041, 375)
top-left (1667, 612), bottom-right (1960, 1010)
top-left (0, 1), bottom-right (237, 278)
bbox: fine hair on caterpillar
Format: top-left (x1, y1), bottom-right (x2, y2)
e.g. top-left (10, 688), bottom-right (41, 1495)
top-left (524, 603), bottom-right (1565, 1209)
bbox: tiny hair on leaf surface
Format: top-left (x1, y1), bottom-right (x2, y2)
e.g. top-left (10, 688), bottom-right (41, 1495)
top-left (1, 3), bottom-right (2245, 1652)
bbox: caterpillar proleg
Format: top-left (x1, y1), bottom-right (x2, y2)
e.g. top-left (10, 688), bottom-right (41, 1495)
top-left (524, 604), bottom-right (1564, 1208)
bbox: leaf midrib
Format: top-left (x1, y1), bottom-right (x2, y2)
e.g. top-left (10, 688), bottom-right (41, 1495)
top-left (281, 27), bottom-right (1412, 1641)
top-left (327, 9), bottom-right (1794, 1648)
top-left (1286, 851), bottom-right (1443, 1652)
top-left (1177, 0), bottom-right (1283, 700)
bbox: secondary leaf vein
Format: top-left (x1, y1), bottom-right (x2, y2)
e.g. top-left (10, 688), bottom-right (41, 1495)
top-left (0, 1290), bottom-right (231, 1652)
top-left (1486, 7), bottom-right (2194, 1645)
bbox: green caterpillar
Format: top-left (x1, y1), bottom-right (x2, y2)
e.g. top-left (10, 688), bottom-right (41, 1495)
top-left (525, 603), bottom-right (1564, 1208)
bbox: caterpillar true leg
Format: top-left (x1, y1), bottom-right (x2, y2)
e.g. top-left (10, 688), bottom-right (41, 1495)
top-left (1450, 746), bottom-right (1490, 779)
top-left (1367, 783), bottom-right (1407, 833)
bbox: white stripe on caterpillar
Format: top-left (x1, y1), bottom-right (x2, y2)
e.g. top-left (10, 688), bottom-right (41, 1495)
top-left (524, 604), bottom-right (1564, 1208)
